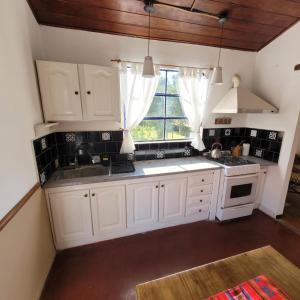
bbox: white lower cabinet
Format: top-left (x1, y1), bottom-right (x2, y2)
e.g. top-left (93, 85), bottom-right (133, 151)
top-left (46, 170), bottom-right (220, 249)
top-left (91, 186), bottom-right (126, 236)
top-left (126, 181), bottom-right (159, 228)
top-left (49, 189), bottom-right (93, 246)
top-left (159, 177), bottom-right (187, 223)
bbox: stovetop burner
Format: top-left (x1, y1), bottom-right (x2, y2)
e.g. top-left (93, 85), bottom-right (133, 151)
top-left (210, 156), bottom-right (256, 167)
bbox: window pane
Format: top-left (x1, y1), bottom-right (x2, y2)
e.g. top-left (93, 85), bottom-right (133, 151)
top-left (156, 70), bottom-right (166, 94)
top-left (166, 119), bottom-right (191, 140)
top-left (167, 71), bottom-right (179, 95)
top-left (166, 97), bottom-right (185, 117)
top-left (132, 120), bottom-right (164, 141)
top-left (146, 96), bottom-right (165, 117)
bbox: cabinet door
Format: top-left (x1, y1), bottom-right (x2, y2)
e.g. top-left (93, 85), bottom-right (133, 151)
top-left (126, 181), bottom-right (159, 228)
top-left (159, 177), bottom-right (187, 223)
top-left (36, 60), bottom-right (82, 121)
top-left (91, 186), bottom-right (126, 236)
top-left (79, 64), bottom-right (121, 121)
top-left (49, 190), bottom-right (93, 245)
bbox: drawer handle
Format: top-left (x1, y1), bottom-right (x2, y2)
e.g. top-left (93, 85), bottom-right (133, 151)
top-left (84, 194), bottom-right (88, 197)
top-left (75, 91), bottom-right (79, 95)
top-left (198, 209), bottom-right (202, 213)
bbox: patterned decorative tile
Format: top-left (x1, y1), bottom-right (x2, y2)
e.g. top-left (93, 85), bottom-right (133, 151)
top-left (209, 129), bottom-right (215, 137)
top-left (156, 151), bottom-right (165, 159)
top-left (255, 149), bottom-right (263, 158)
top-left (224, 129), bottom-right (231, 136)
top-left (268, 131), bottom-right (277, 140)
top-left (41, 138), bottom-right (47, 150)
top-left (250, 130), bottom-right (258, 137)
top-left (65, 133), bottom-right (76, 143)
top-left (40, 171), bottom-right (46, 185)
top-left (184, 148), bottom-right (191, 157)
top-left (102, 132), bottom-right (111, 141)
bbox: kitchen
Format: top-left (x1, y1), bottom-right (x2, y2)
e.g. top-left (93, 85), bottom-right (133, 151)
top-left (1, 0), bottom-right (300, 299)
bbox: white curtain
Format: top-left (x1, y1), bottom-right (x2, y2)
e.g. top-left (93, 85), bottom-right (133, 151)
top-left (119, 62), bottom-right (160, 153)
top-left (178, 67), bottom-right (210, 151)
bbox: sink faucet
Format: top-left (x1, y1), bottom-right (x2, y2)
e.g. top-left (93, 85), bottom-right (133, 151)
top-left (73, 144), bottom-right (95, 168)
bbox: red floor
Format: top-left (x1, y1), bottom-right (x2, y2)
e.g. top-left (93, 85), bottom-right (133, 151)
top-left (41, 210), bottom-right (300, 300)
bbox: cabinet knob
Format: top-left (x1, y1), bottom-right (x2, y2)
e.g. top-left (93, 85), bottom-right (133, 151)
top-left (87, 91), bottom-right (91, 95)
top-left (200, 199), bottom-right (203, 203)
top-left (155, 185), bottom-right (159, 189)
top-left (161, 185), bottom-right (165, 188)
top-left (84, 194), bottom-right (88, 197)
top-left (198, 209), bottom-right (202, 213)
top-left (201, 179), bottom-right (205, 182)
top-left (75, 91), bottom-right (79, 95)
top-left (201, 190), bottom-right (203, 192)
top-left (91, 193), bottom-right (95, 197)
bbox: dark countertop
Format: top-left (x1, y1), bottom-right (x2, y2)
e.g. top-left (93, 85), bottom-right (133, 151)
top-left (44, 155), bottom-right (277, 189)
top-left (44, 157), bottom-right (221, 189)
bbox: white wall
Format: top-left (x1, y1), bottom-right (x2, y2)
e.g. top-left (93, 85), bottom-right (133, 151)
top-left (40, 26), bottom-right (256, 131)
top-left (247, 21), bottom-right (300, 217)
top-left (0, 0), bottom-right (44, 219)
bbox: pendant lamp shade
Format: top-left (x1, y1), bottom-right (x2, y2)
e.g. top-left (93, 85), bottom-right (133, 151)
top-left (211, 66), bottom-right (223, 85)
top-left (142, 56), bottom-right (155, 78)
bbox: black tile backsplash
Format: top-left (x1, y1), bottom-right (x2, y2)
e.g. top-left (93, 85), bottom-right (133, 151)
top-left (202, 127), bottom-right (283, 163)
top-left (134, 141), bottom-right (198, 161)
top-left (33, 127), bottom-right (283, 186)
top-left (33, 131), bottom-right (123, 186)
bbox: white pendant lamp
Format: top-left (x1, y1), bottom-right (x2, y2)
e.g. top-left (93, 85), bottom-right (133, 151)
top-left (143, 2), bottom-right (155, 78)
top-left (211, 15), bottom-right (227, 85)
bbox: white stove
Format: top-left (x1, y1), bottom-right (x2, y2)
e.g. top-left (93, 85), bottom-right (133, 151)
top-left (212, 156), bottom-right (260, 176)
top-left (209, 156), bottom-right (261, 221)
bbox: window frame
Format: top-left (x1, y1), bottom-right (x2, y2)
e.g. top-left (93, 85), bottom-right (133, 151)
top-left (134, 69), bottom-right (190, 142)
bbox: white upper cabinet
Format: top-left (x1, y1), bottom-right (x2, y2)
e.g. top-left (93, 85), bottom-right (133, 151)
top-left (159, 177), bottom-right (187, 223)
top-left (36, 60), bottom-right (82, 121)
top-left (36, 61), bottom-right (121, 122)
top-left (79, 64), bottom-right (121, 121)
top-left (91, 186), bottom-right (126, 236)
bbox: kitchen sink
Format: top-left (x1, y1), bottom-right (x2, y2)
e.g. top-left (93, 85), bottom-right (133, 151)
top-left (57, 165), bottom-right (109, 180)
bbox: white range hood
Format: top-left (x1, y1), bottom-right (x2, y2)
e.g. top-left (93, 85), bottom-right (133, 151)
top-left (212, 75), bottom-right (278, 113)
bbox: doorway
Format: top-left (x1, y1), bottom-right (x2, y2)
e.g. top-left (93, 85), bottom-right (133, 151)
top-left (280, 114), bottom-right (300, 233)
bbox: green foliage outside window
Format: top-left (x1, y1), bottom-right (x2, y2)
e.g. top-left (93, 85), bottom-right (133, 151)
top-left (132, 70), bottom-right (191, 142)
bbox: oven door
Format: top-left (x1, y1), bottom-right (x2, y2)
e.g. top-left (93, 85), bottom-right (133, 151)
top-left (221, 173), bottom-right (258, 208)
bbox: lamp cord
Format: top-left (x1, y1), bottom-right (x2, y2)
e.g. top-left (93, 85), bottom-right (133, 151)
top-left (217, 22), bottom-right (224, 67)
top-left (147, 11), bottom-right (151, 56)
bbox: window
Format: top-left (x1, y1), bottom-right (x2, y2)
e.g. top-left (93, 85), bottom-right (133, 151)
top-left (132, 70), bottom-right (191, 142)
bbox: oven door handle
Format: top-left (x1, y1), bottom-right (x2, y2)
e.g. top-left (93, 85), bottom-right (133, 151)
top-left (225, 173), bottom-right (259, 180)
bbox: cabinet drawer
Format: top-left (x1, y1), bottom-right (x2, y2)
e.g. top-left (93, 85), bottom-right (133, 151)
top-left (188, 184), bottom-right (212, 197)
top-left (188, 173), bottom-right (213, 187)
top-left (186, 205), bottom-right (210, 218)
top-left (187, 194), bottom-right (211, 208)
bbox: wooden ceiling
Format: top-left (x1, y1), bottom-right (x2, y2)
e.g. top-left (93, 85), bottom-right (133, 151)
top-left (27, 0), bottom-right (300, 51)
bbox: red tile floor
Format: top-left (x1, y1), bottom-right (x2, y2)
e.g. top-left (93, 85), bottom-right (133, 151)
top-left (41, 210), bottom-right (300, 300)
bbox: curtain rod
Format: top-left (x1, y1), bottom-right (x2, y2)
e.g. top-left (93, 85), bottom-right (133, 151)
top-left (111, 59), bottom-right (213, 70)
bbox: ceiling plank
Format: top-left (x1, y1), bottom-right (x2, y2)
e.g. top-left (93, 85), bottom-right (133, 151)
top-left (27, 0), bottom-right (300, 51)
top-left (42, 1), bottom-right (272, 44)
top-left (216, 0), bottom-right (300, 17)
top-left (193, 0), bottom-right (297, 27)
top-left (37, 11), bottom-right (260, 51)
